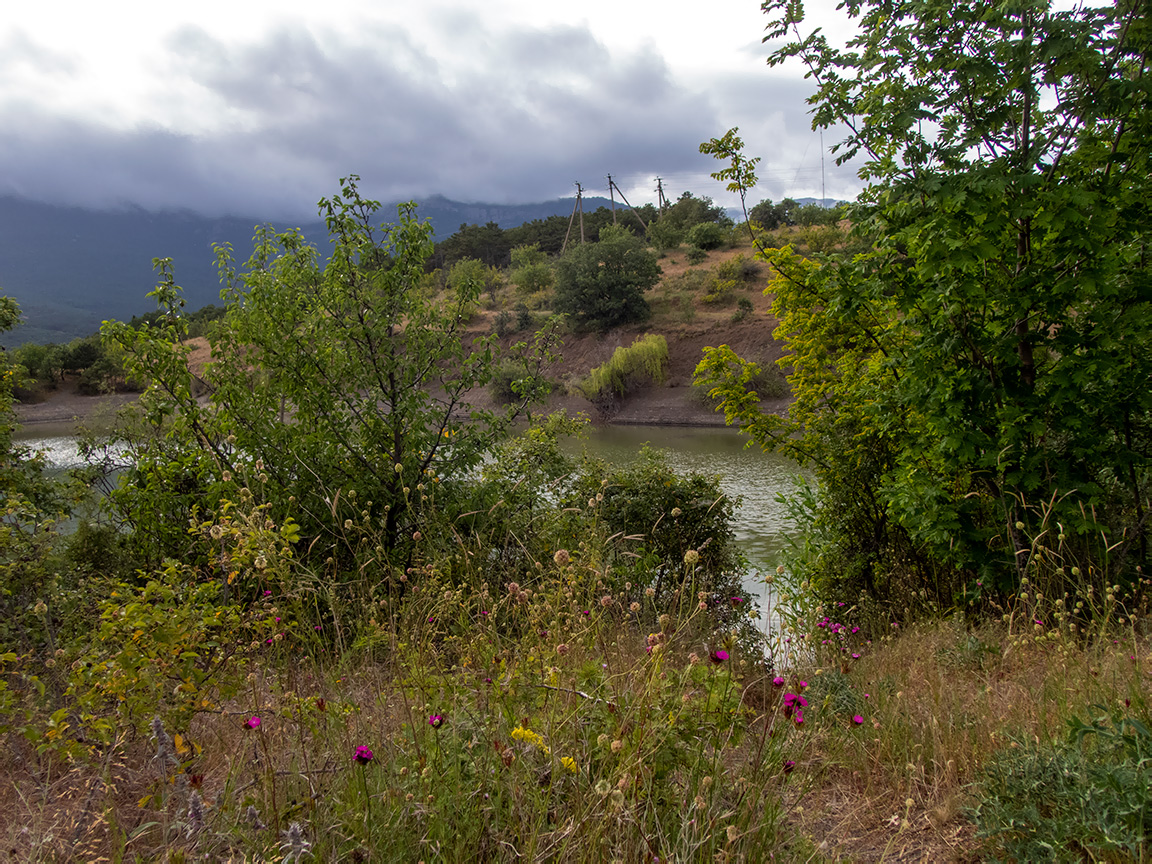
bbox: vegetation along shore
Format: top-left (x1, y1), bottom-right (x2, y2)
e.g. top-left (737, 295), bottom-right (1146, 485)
top-left (2, 1), bottom-right (1151, 860)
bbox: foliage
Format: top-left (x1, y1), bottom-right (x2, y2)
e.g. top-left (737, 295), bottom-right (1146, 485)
top-left (646, 218), bottom-right (684, 251)
top-left (553, 225), bottom-right (660, 331)
top-left (658, 191), bottom-right (731, 232)
top-left (98, 178), bottom-right (555, 570)
top-left (0, 298), bottom-right (78, 660)
top-left (748, 198), bottom-right (799, 231)
top-left (973, 708), bottom-right (1152, 861)
top-left (578, 334), bottom-right (669, 414)
top-left (508, 243), bottom-right (554, 298)
top-left (568, 447), bottom-right (747, 601)
top-left (433, 220), bottom-right (511, 269)
top-left (699, 0), bottom-right (1152, 613)
top-left (687, 221), bottom-right (726, 251)
top-left (445, 257), bottom-right (498, 315)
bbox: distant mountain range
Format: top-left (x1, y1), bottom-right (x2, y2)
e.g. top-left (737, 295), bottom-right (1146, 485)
top-left (0, 193), bottom-right (836, 346)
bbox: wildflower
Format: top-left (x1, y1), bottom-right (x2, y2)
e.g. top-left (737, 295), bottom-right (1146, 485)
top-left (428, 714), bottom-right (444, 729)
top-left (185, 790), bottom-right (205, 838)
top-left (152, 715), bottom-right (179, 768)
top-left (645, 586), bottom-right (655, 597)
top-left (246, 716), bottom-right (262, 730)
top-left (560, 756), bottom-right (578, 774)
top-left (600, 595), bottom-right (613, 607)
top-left (772, 676), bottom-right (785, 687)
top-left (511, 726), bottom-right (550, 754)
top-left (553, 549), bottom-right (570, 566)
top-left (507, 582), bottom-right (521, 595)
top-left (556, 643), bottom-right (569, 656)
top-left (671, 507), bottom-right (682, 517)
top-left (793, 709), bottom-right (804, 726)
top-left (630, 602), bottom-right (641, 612)
top-left (254, 554), bottom-right (267, 570)
top-left (412, 531), bottom-right (422, 541)
top-left (209, 524), bottom-right (224, 540)
top-left (688, 652), bottom-right (701, 665)
top-left (684, 549), bottom-right (700, 565)
top-left (853, 715), bottom-right (864, 725)
top-left (245, 804), bottom-right (267, 831)
top-left (354, 745), bottom-right (374, 764)
top-left (610, 739), bottom-right (623, 753)
top-left (726, 825), bottom-right (739, 842)
top-left (709, 649), bottom-right (729, 664)
top-left (595, 779), bottom-right (612, 796)
top-left (783, 759), bottom-right (796, 774)
top-left (280, 821), bottom-right (312, 863)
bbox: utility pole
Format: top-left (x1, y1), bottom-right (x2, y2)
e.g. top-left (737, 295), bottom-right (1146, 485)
top-left (820, 129), bottom-right (826, 208)
top-left (578, 182), bottom-right (585, 245)
top-left (655, 177), bottom-right (669, 213)
top-left (561, 182), bottom-right (585, 255)
top-left (607, 174), bottom-right (617, 224)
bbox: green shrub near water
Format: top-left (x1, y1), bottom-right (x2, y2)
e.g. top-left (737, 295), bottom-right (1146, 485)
top-left (578, 334), bottom-right (668, 414)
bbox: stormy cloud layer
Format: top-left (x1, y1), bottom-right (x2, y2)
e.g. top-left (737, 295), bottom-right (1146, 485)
top-left (0, 10), bottom-right (862, 219)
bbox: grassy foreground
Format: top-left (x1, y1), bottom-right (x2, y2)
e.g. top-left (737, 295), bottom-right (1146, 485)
top-left (3, 561), bottom-right (1149, 862)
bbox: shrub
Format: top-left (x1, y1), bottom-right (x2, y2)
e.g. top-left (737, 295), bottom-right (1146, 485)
top-left (732, 297), bottom-right (754, 322)
top-left (646, 219), bottom-right (684, 251)
top-left (579, 334), bottom-right (669, 414)
top-left (973, 709), bottom-right (1152, 862)
top-left (687, 222), bottom-right (726, 251)
top-left (686, 247), bottom-right (708, 265)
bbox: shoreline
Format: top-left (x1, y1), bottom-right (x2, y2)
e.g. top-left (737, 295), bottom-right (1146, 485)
top-left (13, 387), bottom-right (788, 436)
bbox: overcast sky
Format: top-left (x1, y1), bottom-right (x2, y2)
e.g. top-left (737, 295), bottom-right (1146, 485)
top-left (0, 0), bottom-right (864, 220)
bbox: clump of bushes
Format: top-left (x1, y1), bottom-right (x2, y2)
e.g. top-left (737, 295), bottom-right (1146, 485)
top-left (578, 334), bottom-right (669, 414)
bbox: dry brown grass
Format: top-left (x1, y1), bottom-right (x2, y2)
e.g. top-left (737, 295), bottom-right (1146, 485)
top-left (780, 618), bottom-right (1152, 861)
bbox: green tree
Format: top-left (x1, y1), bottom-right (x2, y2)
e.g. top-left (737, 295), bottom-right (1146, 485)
top-left (699, 0), bottom-right (1152, 611)
top-left (101, 178), bottom-right (557, 569)
top-left (687, 222), bottom-right (727, 251)
top-left (509, 244), bottom-right (554, 298)
top-left (553, 225), bottom-right (661, 331)
top-left (433, 220), bottom-right (511, 269)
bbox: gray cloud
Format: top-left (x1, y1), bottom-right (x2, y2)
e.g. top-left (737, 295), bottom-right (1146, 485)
top-left (0, 17), bottom-right (861, 219)
top-left (0, 30), bottom-right (78, 78)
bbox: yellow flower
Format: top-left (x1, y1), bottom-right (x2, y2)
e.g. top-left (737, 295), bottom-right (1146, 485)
top-left (511, 725), bottom-right (550, 755)
top-left (559, 756), bottom-right (577, 774)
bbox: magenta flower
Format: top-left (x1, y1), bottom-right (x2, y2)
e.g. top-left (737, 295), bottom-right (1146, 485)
top-left (428, 714), bottom-right (444, 729)
top-left (709, 649), bottom-right (729, 665)
top-left (354, 745), bottom-right (373, 764)
top-left (783, 759), bottom-right (796, 774)
top-left (772, 676), bottom-right (785, 687)
top-left (793, 709), bottom-right (804, 726)
top-left (853, 714), bottom-right (864, 725)
top-left (246, 716), bottom-right (261, 729)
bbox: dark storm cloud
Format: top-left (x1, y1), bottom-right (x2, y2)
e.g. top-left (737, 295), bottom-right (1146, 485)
top-left (0, 19), bottom-right (727, 218)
